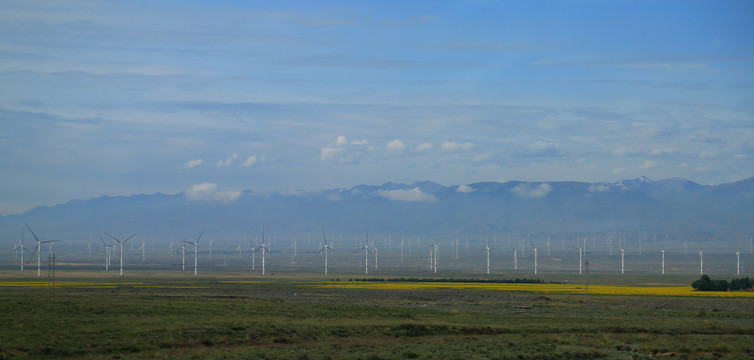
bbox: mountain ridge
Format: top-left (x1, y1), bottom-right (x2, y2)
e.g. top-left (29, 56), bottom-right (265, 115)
top-left (1, 177), bottom-right (752, 244)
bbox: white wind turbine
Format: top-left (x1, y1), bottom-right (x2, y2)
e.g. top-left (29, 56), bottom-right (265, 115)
top-left (400, 237), bottom-right (405, 263)
top-left (424, 241), bottom-right (438, 273)
top-left (513, 247), bottom-right (518, 270)
top-left (354, 230), bottom-right (371, 275)
top-left (13, 231), bottom-right (30, 271)
top-left (737, 251), bottom-right (740, 275)
top-left (621, 248), bottom-right (625, 275)
top-left (175, 240), bottom-right (186, 271)
top-left (481, 239), bottom-right (491, 275)
top-left (529, 237), bottom-right (546, 275)
top-left (182, 229), bottom-right (204, 276)
top-left (314, 228), bottom-right (336, 274)
top-left (105, 232), bottom-right (136, 277)
top-left (699, 250), bottom-right (703, 274)
top-left (26, 224), bottom-right (60, 278)
top-left (99, 236), bottom-right (113, 271)
top-left (139, 239), bottom-right (146, 262)
top-left (87, 237), bottom-right (92, 260)
top-left (661, 249), bottom-right (665, 275)
top-left (209, 238), bottom-right (213, 263)
top-left (255, 228), bottom-right (271, 275)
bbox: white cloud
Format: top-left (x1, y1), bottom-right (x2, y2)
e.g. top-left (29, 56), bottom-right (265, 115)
top-left (376, 187), bottom-right (438, 202)
top-left (386, 139), bottom-right (406, 151)
top-left (416, 142), bottom-right (433, 151)
top-left (699, 150), bottom-right (716, 159)
top-left (456, 184), bottom-right (474, 193)
top-left (320, 147), bottom-right (344, 160)
top-left (441, 141), bottom-right (473, 151)
top-left (216, 153), bottom-right (239, 167)
top-left (695, 166), bottom-right (710, 172)
top-left (650, 147), bottom-right (673, 156)
top-left (351, 139), bottom-right (368, 145)
top-left (472, 153), bottom-right (490, 163)
top-left (639, 159), bottom-right (658, 169)
top-left (588, 184), bottom-right (611, 192)
top-left (613, 146), bottom-right (638, 157)
top-left (511, 183), bottom-right (552, 198)
top-left (677, 162), bottom-right (689, 168)
top-left (185, 158), bottom-right (203, 169)
top-left (241, 155), bottom-right (257, 167)
top-left (733, 153), bottom-right (747, 160)
top-left (184, 183), bottom-right (241, 202)
top-left (612, 167), bottom-right (627, 174)
top-left (335, 135), bottom-right (348, 146)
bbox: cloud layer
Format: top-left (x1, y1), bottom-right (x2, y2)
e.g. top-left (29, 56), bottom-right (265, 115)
top-left (0, 1), bottom-right (751, 214)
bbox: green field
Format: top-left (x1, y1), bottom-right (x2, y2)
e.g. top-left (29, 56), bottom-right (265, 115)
top-left (1, 271), bottom-right (753, 360)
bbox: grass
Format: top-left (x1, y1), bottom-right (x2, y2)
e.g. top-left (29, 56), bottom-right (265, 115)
top-left (1, 271), bottom-right (753, 359)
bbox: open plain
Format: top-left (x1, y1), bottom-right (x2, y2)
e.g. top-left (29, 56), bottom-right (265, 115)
top-left (1, 269), bottom-right (753, 360)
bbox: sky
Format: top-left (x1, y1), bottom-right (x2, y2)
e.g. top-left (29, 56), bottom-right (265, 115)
top-left (1, 0), bottom-right (753, 215)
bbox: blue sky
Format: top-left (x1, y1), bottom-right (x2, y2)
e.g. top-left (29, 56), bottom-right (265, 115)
top-left (1, 0), bottom-right (752, 214)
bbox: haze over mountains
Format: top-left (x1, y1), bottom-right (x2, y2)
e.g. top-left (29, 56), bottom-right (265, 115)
top-left (1, 177), bottom-right (752, 245)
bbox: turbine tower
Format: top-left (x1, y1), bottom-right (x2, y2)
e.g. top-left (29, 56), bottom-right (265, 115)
top-left (314, 227), bottom-right (336, 274)
top-left (424, 241), bottom-right (438, 273)
top-left (661, 249), bottom-right (665, 275)
top-left (529, 238), bottom-right (546, 275)
top-left (26, 224), bottom-right (60, 278)
top-left (182, 229), bottom-right (204, 276)
top-left (354, 230), bottom-right (371, 275)
top-left (105, 231), bottom-right (136, 277)
top-left (621, 248), bottom-right (625, 275)
top-left (699, 250), bottom-right (703, 274)
top-left (99, 236), bottom-right (113, 271)
top-left (255, 227), bottom-right (271, 275)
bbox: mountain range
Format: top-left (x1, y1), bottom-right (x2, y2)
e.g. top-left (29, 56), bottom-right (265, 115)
top-left (2, 177), bottom-right (753, 245)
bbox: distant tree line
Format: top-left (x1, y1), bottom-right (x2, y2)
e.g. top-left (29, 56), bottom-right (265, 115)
top-left (349, 277), bottom-right (558, 284)
top-left (691, 275), bottom-right (753, 291)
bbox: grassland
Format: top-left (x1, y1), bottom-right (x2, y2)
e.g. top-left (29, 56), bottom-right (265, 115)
top-left (1, 270), bottom-right (753, 360)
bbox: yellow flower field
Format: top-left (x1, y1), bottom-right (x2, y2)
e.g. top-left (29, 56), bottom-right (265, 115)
top-left (307, 281), bottom-right (754, 298)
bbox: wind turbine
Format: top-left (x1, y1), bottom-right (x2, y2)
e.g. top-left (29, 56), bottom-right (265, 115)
top-left (209, 238), bottom-right (213, 263)
top-left (26, 224), bottom-right (60, 278)
top-left (13, 231), bottom-right (30, 271)
top-left (529, 237), bottom-right (546, 275)
top-left (661, 249), bottom-right (665, 275)
top-left (87, 237), bottom-right (92, 260)
top-left (737, 251), bottom-right (740, 275)
top-left (99, 236), bottom-right (113, 271)
top-left (621, 248), bottom-right (625, 275)
top-left (314, 228), bottom-right (336, 274)
top-left (480, 238), bottom-right (491, 275)
top-left (400, 237), bottom-right (405, 263)
top-left (175, 241), bottom-right (186, 271)
top-left (255, 227), bottom-right (271, 275)
top-left (424, 241), bottom-right (438, 273)
top-left (699, 250), bottom-right (703, 274)
top-left (139, 239), bottom-right (146, 262)
top-left (105, 231), bottom-right (136, 277)
top-left (354, 230), bottom-right (371, 275)
top-left (182, 229), bottom-right (204, 276)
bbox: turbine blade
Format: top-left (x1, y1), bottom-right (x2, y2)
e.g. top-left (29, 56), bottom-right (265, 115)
top-left (104, 232), bottom-right (121, 243)
top-left (123, 233), bottom-right (136, 244)
top-left (25, 224), bottom-right (40, 242)
top-left (196, 229), bottom-right (205, 243)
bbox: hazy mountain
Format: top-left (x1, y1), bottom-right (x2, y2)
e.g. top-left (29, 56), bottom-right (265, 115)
top-left (1, 177), bottom-right (752, 245)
